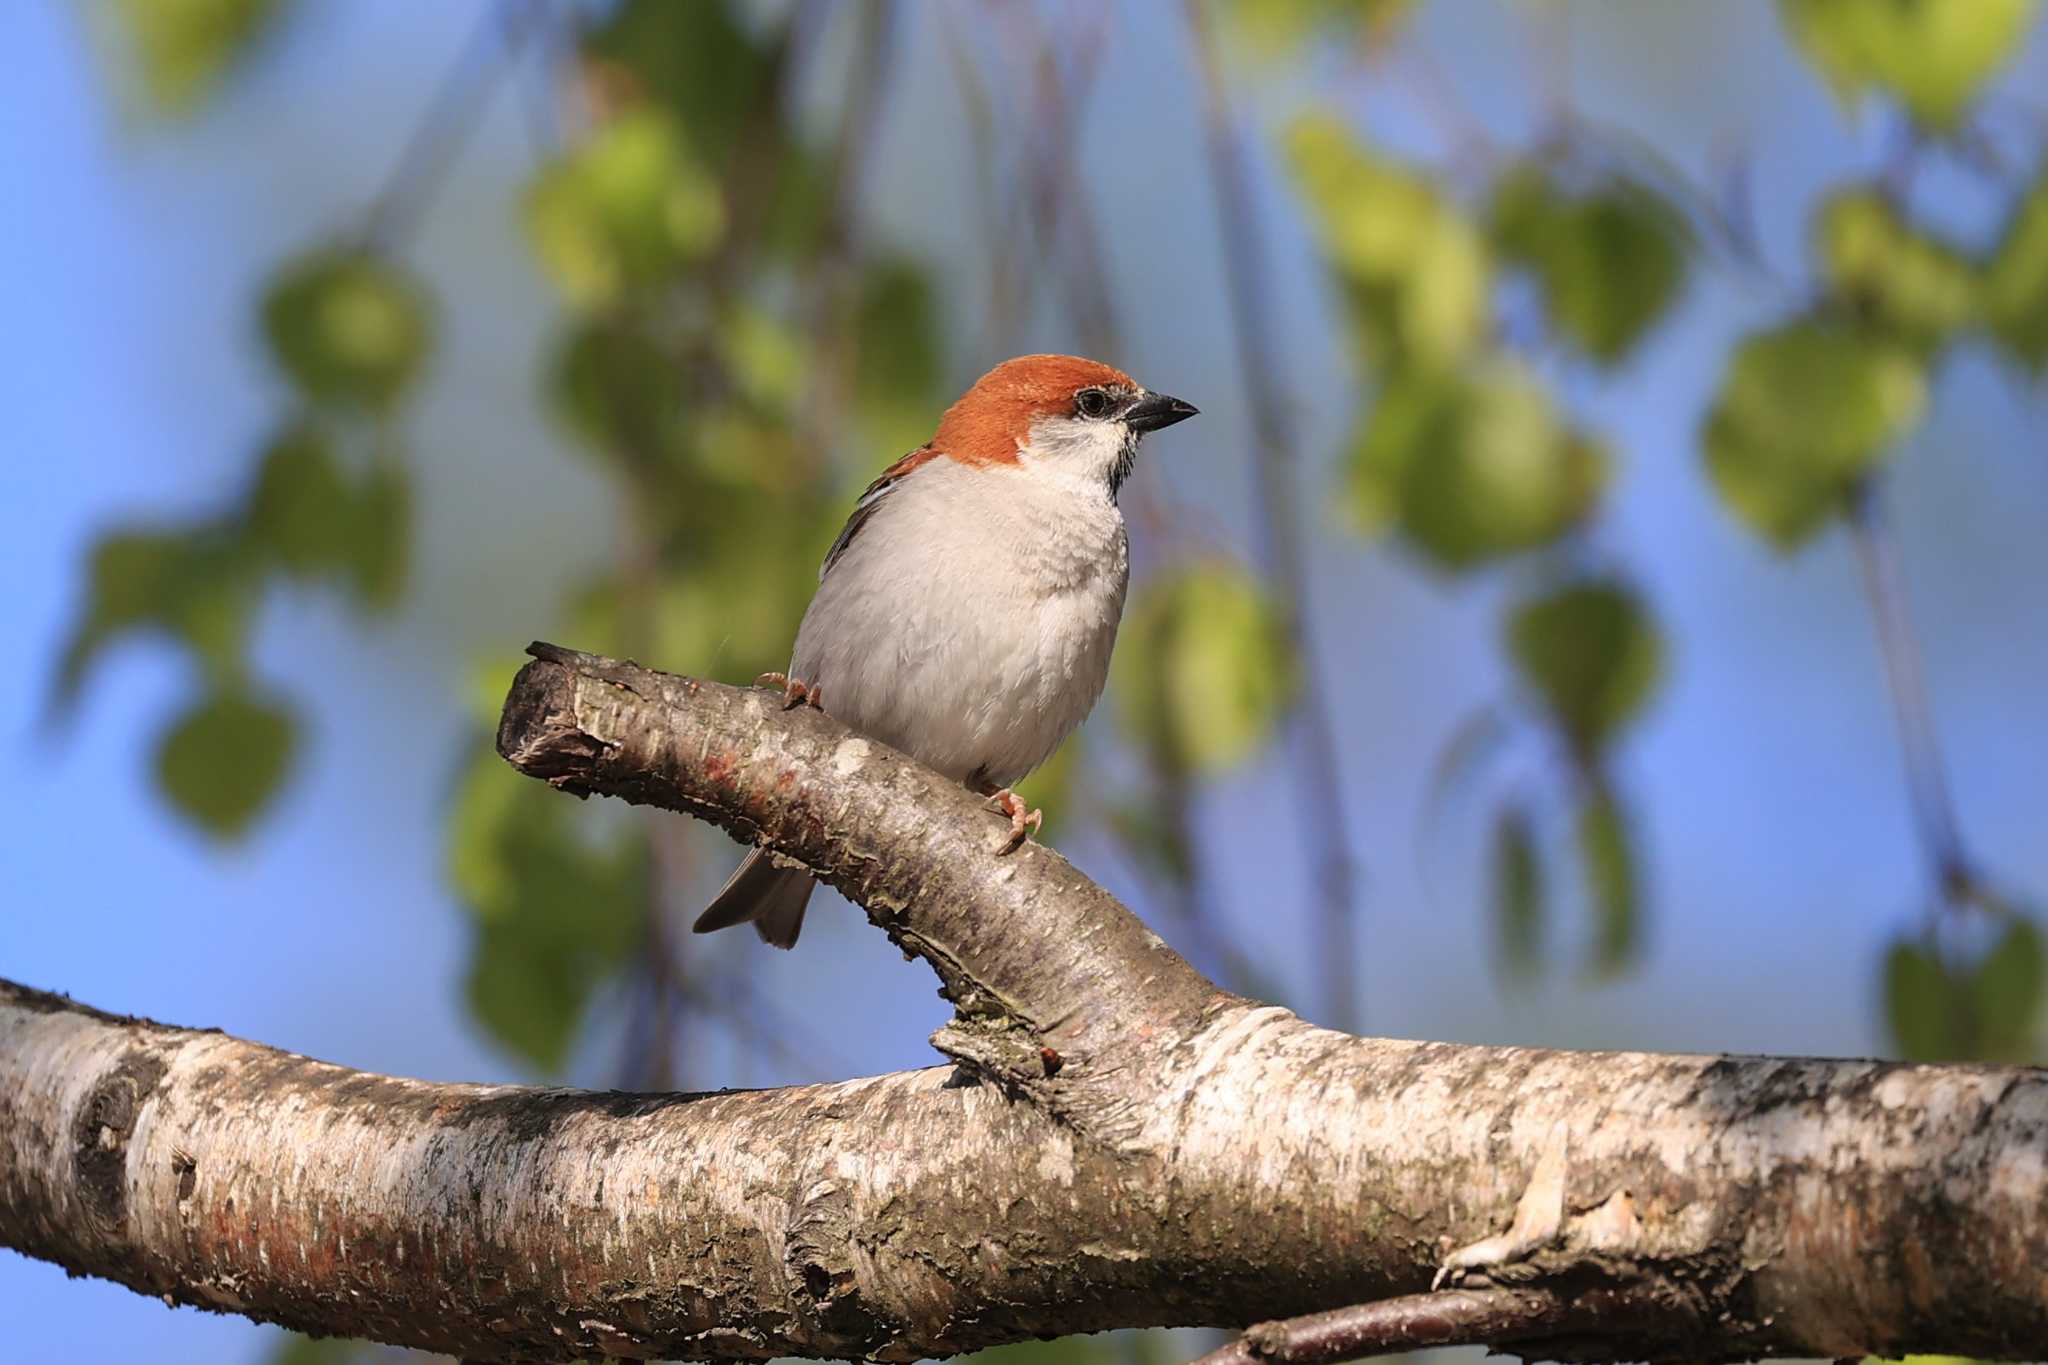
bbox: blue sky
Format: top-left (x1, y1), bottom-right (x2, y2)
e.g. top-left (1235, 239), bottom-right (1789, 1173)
top-left (6, 3), bottom-right (2048, 1360)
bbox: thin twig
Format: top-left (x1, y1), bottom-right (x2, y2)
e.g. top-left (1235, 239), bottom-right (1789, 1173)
top-left (1187, 4), bottom-right (1365, 1032)
top-left (1188, 1286), bottom-right (1659, 1365)
top-left (1846, 480), bottom-right (1975, 906)
top-left (361, 0), bottom-right (540, 251)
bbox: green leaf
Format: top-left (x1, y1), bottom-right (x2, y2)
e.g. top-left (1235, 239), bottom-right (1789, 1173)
top-left (1351, 364), bottom-right (1608, 570)
top-left (1287, 113), bottom-right (1490, 371)
top-left (1491, 803), bottom-right (1544, 977)
top-left (1985, 175), bottom-right (2048, 372)
top-left (261, 250), bottom-right (432, 411)
top-left (115, 0), bottom-right (283, 114)
top-left (1884, 936), bottom-right (1956, 1061)
top-left (449, 749), bottom-right (646, 1072)
top-left (1973, 917), bottom-right (2044, 1060)
top-left (1702, 323), bottom-right (1926, 549)
top-left (53, 526), bottom-right (258, 712)
top-left (1778, 0), bottom-right (2038, 129)
top-left (718, 304), bottom-right (806, 415)
top-left (1816, 187), bottom-right (1977, 349)
top-left (1113, 564), bottom-right (1299, 777)
top-left (266, 1331), bottom-right (358, 1365)
top-left (247, 424), bottom-right (351, 578)
top-left (153, 687), bottom-right (298, 839)
top-left (524, 110), bottom-right (725, 309)
top-left (852, 259), bottom-right (942, 453)
top-left (1506, 580), bottom-right (1663, 760)
top-left (345, 461), bottom-right (410, 612)
top-left (1578, 786), bottom-right (1640, 977)
top-left (548, 320), bottom-right (685, 465)
top-left (1222, 0), bottom-right (1418, 57)
top-left (1490, 165), bottom-right (1690, 365)
top-left (578, 0), bottom-right (777, 169)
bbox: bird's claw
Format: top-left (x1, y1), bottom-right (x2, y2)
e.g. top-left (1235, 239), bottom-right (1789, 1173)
top-left (755, 672), bottom-right (824, 712)
top-left (982, 787), bottom-right (1042, 855)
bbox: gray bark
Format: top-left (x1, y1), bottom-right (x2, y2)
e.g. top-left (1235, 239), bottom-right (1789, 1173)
top-left (1, 642), bottom-right (2043, 1363)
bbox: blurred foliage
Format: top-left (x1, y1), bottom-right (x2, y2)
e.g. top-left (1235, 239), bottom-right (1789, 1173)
top-left (1985, 175), bottom-right (2048, 372)
top-left (69, 0), bottom-right (2048, 1197)
top-left (1703, 323), bottom-right (1926, 550)
top-left (1884, 914), bottom-right (2044, 1062)
top-left (113, 0), bottom-right (287, 114)
top-left (1223, 0), bottom-right (1418, 58)
top-left (1777, 0), bottom-right (2038, 130)
top-left (1345, 361), bottom-right (1608, 568)
top-left (1288, 113), bottom-right (1489, 373)
top-left (1816, 187), bottom-right (1977, 351)
top-left (1490, 165), bottom-right (1690, 366)
top-left (261, 251), bottom-right (432, 411)
top-left (1114, 563), bottom-right (1298, 778)
top-left (1507, 580), bottom-right (1662, 765)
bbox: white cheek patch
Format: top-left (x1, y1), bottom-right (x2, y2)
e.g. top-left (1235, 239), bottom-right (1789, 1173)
top-left (1024, 416), bottom-right (1135, 496)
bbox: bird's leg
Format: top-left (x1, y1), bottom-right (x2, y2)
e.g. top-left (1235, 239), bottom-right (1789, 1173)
top-left (973, 776), bottom-right (1042, 855)
top-left (754, 672), bottom-right (824, 712)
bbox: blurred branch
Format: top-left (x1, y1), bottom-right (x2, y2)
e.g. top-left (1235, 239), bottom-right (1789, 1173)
top-left (4, 645), bottom-right (2048, 1360)
top-left (1187, 6), bottom-right (1365, 1032)
top-left (1189, 1286), bottom-right (1657, 1365)
top-left (1847, 480), bottom-right (1977, 908)
top-left (361, 0), bottom-right (540, 252)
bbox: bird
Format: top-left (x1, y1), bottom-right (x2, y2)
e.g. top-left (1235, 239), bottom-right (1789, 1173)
top-left (692, 353), bottom-right (1199, 949)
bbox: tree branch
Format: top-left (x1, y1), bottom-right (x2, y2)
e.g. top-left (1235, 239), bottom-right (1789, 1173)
top-left (3, 643), bottom-right (2046, 1362)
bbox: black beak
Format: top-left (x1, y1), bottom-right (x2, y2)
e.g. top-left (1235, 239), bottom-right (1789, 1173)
top-left (1125, 391), bottom-right (1199, 433)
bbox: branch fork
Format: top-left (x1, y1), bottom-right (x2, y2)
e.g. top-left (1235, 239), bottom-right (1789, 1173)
top-left (1, 644), bottom-right (2043, 1363)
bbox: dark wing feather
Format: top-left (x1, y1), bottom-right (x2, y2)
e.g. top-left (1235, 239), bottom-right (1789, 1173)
top-left (819, 445), bottom-right (941, 580)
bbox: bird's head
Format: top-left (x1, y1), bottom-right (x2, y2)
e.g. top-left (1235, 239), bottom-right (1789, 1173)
top-left (932, 354), bottom-right (1198, 498)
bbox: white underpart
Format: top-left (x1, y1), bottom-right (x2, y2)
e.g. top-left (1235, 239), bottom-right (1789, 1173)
top-left (789, 414), bottom-right (1134, 788)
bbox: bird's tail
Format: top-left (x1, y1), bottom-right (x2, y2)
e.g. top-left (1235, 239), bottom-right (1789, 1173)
top-left (691, 848), bottom-right (814, 949)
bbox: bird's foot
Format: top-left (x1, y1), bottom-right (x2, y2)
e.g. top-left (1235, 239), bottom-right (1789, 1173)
top-left (977, 782), bottom-right (1042, 855)
top-left (755, 672), bottom-right (824, 711)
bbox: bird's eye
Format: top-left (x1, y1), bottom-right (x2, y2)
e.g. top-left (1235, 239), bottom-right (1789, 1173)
top-left (1076, 388), bottom-right (1114, 420)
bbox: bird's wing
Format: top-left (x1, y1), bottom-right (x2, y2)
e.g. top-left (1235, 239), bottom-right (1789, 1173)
top-left (819, 444), bottom-right (942, 581)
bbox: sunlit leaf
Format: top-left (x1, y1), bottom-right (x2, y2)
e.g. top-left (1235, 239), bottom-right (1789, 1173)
top-left (1222, 0), bottom-right (1418, 57)
top-left (1578, 786), bottom-right (1640, 976)
top-left (261, 250), bottom-right (431, 411)
top-left (115, 0), bottom-right (283, 114)
top-left (1985, 175), bottom-right (2048, 372)
top-left (524, 110), bottom-right (724, 309)
top-left (1974, 916), bottom-right (2044, 1060)
top-left (1491, 802), bottom-right (1544, 978)
top-left (346, 461), bottom-right (410, 612)
top-left (1114, 564), bottom-right (1299, 777)
top-left (719, 304), bottom-right (806, 415)
top-left (154, 687), bottom-right (298, 839)
top-left (1701, 323), bottom-right (1925, 549)
top-left (1349, 364), bottom-right (1608, 570)
top-left (1816, 187), bottom-right (1977, 349)
top-left (578, 0), bottom-right (776, 168)
top-left (247, 424), bottom-right (351, 578)
top-left (1490, 165), bottom-right (1690, 365)
top-left (1778, 0), bottom-right (2037, 129)
top-left (1883, 936), bottom-right (1955, 1061)
top-left (1288, 113), bottom-right (1490, 371)
top-left (1506, 580), bottom-right (1662, 761)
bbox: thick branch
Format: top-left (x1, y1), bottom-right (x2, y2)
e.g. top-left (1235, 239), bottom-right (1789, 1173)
top-left (2, 645), bottom-right (2045, 1363)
